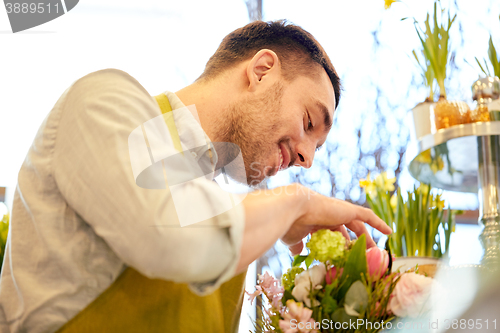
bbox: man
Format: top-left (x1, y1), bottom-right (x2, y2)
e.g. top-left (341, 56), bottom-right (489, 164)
top-left (0, 20), bottom-right (391, 332)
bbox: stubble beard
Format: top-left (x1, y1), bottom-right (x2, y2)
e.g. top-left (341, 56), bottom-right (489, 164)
top-left (215, 81), bottom-right (285, 187)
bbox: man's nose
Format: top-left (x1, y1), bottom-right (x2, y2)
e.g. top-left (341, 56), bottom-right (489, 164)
top-left (293, 141), bottom-right (316, 169)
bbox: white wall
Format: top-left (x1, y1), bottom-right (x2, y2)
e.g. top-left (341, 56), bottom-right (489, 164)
top-left (0, 0), bottom-right (248, 187)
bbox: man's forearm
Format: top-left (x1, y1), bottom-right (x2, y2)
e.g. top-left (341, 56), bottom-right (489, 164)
top-left (236, 184), bottom-right (308, 273)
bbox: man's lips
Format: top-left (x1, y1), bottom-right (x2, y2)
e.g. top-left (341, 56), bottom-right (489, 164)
top-left (278, 142), bottom-right (290, 171)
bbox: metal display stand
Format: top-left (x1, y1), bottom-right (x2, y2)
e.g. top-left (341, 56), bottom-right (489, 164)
top-left (408, 121), bottom-right (500, 266)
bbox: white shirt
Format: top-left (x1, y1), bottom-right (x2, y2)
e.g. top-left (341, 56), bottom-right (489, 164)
top-left (0, 69), bottom-right (245, 333)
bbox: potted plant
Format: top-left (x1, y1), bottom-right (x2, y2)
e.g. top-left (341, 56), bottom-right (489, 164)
top-left (411, 47), bottom-right (435, 140)
top-left (388, 0), bottom-right (469, 134)
top-left (360, 172), bottom-right (456, 273)
top-left (416, 1), bottom-right (472, 131)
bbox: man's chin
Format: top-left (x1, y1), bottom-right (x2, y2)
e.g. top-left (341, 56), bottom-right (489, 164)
top-left (247, 177), bottom-right (266, 188)
top-left (246, 168), bottom-right (272, 188)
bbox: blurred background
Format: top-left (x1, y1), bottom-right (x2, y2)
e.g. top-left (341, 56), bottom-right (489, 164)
top-left (1, 0), bottom-right (499, 331)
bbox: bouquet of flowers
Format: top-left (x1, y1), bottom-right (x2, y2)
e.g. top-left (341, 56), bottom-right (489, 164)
top-left (248, 230), bottom-right (437, 333)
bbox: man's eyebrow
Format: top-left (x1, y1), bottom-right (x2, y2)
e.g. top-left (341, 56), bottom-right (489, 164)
top-left (317, 101), bottom-right (333, 133)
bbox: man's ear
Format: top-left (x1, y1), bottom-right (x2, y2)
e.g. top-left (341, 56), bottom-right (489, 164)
top-left (246, 49), bottom-right (280, 92)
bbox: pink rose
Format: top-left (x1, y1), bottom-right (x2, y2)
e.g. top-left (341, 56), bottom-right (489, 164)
top-left (366, 247), bottom-right (389, 280)
top-left (388, 272), bottom-right (435, 318)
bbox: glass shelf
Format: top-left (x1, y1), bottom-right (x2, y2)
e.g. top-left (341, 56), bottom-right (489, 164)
top-left (407, 122), bottom-right (500, 193)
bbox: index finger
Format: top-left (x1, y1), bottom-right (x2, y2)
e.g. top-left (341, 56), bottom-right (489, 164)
top-left (355, 206), bottom-right (392, 235)
top-left (345, 220), bottom-right (377, 248)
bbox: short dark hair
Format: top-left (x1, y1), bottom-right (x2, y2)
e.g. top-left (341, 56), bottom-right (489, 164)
top-left (198, 20), bottom-right (341, 108)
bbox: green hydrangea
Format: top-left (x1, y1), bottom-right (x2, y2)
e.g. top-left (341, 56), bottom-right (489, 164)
top-left (281, 266), bottom-right (304, 292)
top-left (307, 230), bottom-right (346, 263)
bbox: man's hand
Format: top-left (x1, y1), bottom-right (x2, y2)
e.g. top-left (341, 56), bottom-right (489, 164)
top-left (237, 183), bottom-right (392, 273)
top-left (281, 186), bottom-right (392, 255)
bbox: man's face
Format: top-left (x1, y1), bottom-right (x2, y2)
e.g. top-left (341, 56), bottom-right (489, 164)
top-left (224, 69), bottom-right (336, 186)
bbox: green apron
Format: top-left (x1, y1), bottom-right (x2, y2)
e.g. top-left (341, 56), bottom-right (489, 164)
top-left (56, 94), bottom-right (247, 333)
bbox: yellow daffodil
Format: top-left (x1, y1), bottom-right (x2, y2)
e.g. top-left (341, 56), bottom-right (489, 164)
top-left (374, 172), bottom-right (396, 192)
top-left (384, 0), bottom-right (398, 10)
top-left (415, 149), bottom-right (432, 164)
top-left (430, 163), bottom-right (438, 174)
top-left (430, 156), bottom-right (445, 174)
top-left (359, 172), bottom-right (372, 188)
top-left (360, 173), bottom-right (378, 198)
top-left (433, 194), bottom-right (445, 210)
top-left (359, 179), bottom-right (370, 188)
top-left (436, 156), bottom-right (444, 171)
top-left (418, 183), bottom-right (430, 195)
top-left (417, 183), bottom-right (430, 207)
top-left (390, 193), bottom-right (398, 211)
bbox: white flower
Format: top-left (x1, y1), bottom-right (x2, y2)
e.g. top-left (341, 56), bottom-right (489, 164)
top-left (292, 263), bottom-right (326, 307)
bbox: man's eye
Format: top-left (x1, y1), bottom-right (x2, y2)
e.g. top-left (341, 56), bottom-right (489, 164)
top-left (308, 118), bottom-right (313, 130)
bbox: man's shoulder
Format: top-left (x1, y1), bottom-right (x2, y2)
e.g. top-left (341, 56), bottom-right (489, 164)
top-left (58, 68), bottom-right (160, 123)
top-left (69, 69), bottom-right (150, 99)
top-left (78, 68), bottom-right (136, 83)
top-left (74, 68), bottom-right (141, 86)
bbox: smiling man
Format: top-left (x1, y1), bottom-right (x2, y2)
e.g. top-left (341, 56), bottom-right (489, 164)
top-left (0, 21), bottom-right (391, 333)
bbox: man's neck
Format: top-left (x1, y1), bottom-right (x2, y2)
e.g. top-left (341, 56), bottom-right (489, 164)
top-left (175, 76), bottom-right (237, 143)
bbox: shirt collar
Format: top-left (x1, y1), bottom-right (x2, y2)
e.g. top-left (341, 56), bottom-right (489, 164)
top-left (163, 91), bottom-right (218, 172)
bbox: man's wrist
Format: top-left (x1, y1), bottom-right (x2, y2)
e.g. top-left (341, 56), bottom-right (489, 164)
top-left (283, 183), bottom-right (311, 225)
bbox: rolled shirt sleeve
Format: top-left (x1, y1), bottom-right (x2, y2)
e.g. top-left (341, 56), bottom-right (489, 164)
top-left (52, 69), bottom-right (245, 295)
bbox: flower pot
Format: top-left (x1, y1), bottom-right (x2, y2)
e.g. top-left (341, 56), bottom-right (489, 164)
top-left (391, 256), bottom-right (444, 278)
top-left (431, 99), bottom-right (470, 131)
top-left (411, 101), bottom-right (434, 140)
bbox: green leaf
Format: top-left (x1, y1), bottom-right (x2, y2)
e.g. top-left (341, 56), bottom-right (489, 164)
top-left (475, 57), bottom-right (489, 76)
top-left (321, 294), bottom-right (338, 314)
top-left (413, 1), bottom-right (455, 98)
top-left (366, 195), bottom-right (384, 221)
top-left (443, 206), bottom-right (454, 255)
top-left (488, 36), bottom-right (500, 78)
top-left (331, 308), bottom-right (358, 324)
top-left (282, 289), bottom-right (297, 306)
top-left (292, 255), bottom-right (308, 267)
top-left (338, 234), bottom-right (367, 301)
top-left (484, 59), bottom-right (492, 76)
top-left (305, 256), bottom-right (314, 269)
top-left (324, 279), bottom-right (337, 296)
top-left (344, 280), bottom-right (368, 315)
